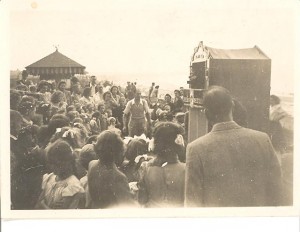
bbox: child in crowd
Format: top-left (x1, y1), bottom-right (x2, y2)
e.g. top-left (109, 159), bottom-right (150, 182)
top-left (87, 131), bottom-right (134, 208)
top-left (79, 144), bottom-right (97, 208)
top-left (35, 140), bottom-right (84, 209)
top-left (98, 103), bottom-right (108, 131)
top-left (107, 117), bottom-right (121, 136)
top-left (50, 91), bottom-right (67, 116)
top-left (120, 138), bottom-right (150, 183)
top-left (66, 110), bottom-right (80, 124)
top-left (85, 103), bottom-right (95, 118)
top-left (89, 111), bottom-right (101, 135)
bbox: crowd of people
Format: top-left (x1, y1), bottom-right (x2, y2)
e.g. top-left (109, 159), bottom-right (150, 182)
top-left (10, 71), bottom-right (291, 210)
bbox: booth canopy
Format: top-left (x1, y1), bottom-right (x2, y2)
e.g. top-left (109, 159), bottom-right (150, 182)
top-left (206, 46), bottom-right (270, 60)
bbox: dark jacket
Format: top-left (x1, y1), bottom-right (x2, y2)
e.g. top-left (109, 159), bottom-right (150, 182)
top-left (185, 121), bottom-right (283, 207)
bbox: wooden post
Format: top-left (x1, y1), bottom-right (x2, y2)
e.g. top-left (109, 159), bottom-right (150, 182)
top-left (187, 42), bottom-right (210, 143)
top-left (188, 106), bottom-right (207, 143)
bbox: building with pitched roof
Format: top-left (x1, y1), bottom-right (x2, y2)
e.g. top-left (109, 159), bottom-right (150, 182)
top-left (25, 48), bottom-right (86, 80)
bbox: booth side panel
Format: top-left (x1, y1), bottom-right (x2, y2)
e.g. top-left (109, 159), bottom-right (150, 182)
top-left (208, 59), bottom-right (271, 134)
top-left (188, 108), bottom-right (207, 143)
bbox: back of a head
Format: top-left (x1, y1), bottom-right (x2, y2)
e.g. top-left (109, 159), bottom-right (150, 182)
top-left (17, 125), bottom-right (39, 152)
top-left (83, 87), bottom-right (91, 97)
top-left (66, 105), bottom-right (76, 113)
top-left (80, 144), bottom-right (97, 170)
top-left (67, 110), bottom-right (79, 122)
top-left (52, 126), bottom-right (87, 149)
top-left (71, 76), bottom-right (79, 84)
top-left (48, 114), bottom-right (70, 136)
top-left (51, 90), bottom-right (64, 104)
top-left (37, 125), bottom-right (50, 147)
top-left (153, 122), bottom-right (184, 156)
top-left (270, 95), bottom-right (281, 105)
top-left (125, 138), bottom-right (148, 162)
top-left (94, 130), bottom-right (124, 166)
top-left (47, 139), bottom-right (73, 162)
top-left (22, 70), bottom-right (28, 78)
top-left (203, 86), bottom-right (233, 120)
top-left (47, 139), bottom-right (75, 178)
top-left (92, 111), bottom-right (101, 119)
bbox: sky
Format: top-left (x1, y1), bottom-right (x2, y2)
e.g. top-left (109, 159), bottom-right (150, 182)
top-left (5, 0), bottom-right (300, 93)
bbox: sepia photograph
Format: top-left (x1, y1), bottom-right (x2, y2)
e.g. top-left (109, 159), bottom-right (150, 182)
top-left (1, 0), bottom-right (299, 223)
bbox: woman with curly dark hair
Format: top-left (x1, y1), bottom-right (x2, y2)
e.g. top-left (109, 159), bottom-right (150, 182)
top-left (87, 131), bottom-right (134, 208)
top-left (138, 122), bottom-right (186, 208)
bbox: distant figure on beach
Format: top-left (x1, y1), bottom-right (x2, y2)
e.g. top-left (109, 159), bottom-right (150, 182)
top-left (125, 82), bottom-right (134, 100)
top-left (87, 76), bottom-right (98, 96)
top-left (269, 95), bottom-right (288, 154)
top-left (148, 82), bottom-right (155, 102)
top-left (149, 85), bottom-right (159, 106)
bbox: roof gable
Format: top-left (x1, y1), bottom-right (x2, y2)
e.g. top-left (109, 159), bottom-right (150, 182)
top-left (26, 50), bottom-right (85, 68)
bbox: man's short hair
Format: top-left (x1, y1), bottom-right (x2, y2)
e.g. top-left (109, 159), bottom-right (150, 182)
top-left (270, 95), bottom-right (280, 105)
top-left (203, 86), bottom-right (233, 118)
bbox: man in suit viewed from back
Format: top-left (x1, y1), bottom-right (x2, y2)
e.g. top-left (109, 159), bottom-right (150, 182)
top-left (185, 86), bottom-right (283, 207)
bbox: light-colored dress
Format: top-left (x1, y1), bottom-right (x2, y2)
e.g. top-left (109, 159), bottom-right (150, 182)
top-left (38, 173), bottom-right (84, 209)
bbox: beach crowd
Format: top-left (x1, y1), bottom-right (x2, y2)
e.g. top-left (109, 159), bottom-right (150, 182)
top-left (10, 71), bottom-right (292, 209)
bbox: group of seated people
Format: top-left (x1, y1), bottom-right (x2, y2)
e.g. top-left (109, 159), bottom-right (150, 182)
top-left (10, 75), bottom-right (188, 209)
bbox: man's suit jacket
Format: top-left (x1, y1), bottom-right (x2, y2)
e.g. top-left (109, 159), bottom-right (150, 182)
top-left (185, 121), bottom-right (283, 207)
